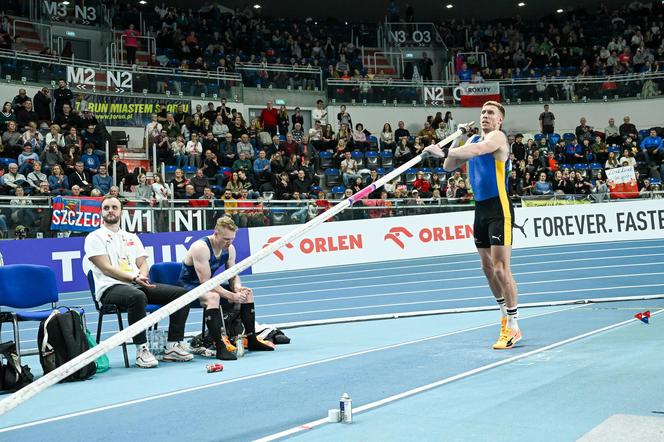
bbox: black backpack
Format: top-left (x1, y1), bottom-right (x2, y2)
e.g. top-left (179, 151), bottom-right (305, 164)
top-left (37, 309), bottom-right (96, 382)
top-left (0, 341), bottom-right (33, 393)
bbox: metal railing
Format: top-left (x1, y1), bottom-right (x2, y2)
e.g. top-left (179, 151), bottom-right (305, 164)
top-left (117, 34), bottom-right (157, 65)
top-left (326, 71), bottom-right (664, 106)
top-left (235, 63), bottom-right (323, 91)
top-left (10, 18), bottom-right (52, 51)
top-left (0, 49), bottom-right (243, 101)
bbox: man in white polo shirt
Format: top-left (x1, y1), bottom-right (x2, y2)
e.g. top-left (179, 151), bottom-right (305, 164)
top-left (84, 196), bottom-right (193, 368)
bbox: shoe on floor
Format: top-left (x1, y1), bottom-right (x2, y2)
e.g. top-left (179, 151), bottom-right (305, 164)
top-left (163, 342), bottom-right (194, 362)
top-left (136, 347), bottom-right (158, 368)
top-left (248, 335), bottom-right (275, 351)
top-left (492, 326), bottom-right (522, 350)
top-left (216, 346), bottom-right (237, 360)
top-left (222, 335), bottom-right (237, 352)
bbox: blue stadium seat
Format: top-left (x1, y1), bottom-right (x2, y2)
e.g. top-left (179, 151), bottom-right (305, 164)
top-left (574, 163), bottom-right (588, 176)
top-left (638, 129), bottom-right (650, 140)
top-left (420, 167), bottom-right (432, 181)
top-left (0, 265), bottom-right (83, 361)
top-left (380, 151), bottom-right (393, 168)
top-left (404, 168), bottom-right (418, 184)
top-left (183, 165), bottom-right (197, 178)
top-left (319, 151), bottom-right (333, 169)
top-left (324, 168), bottom-right (341, 187)
top-left (351, 150), bottom-right (364, 167)
top-left (560, 163), bottom-right (573, 171)
top-left (331, 185), bottom-right (346, 199)
top-left (562, 133), bottom-right (575, 142)
top-left (434, 167), bottom-right (447, 175)
top-left (608, 146), bottom-right (621, 154)
top-left (365, 151), bottom-right (379, 169)
top-left (548, 133), bottom-right (561, 146)
top-left (589, 163), bottom-right (602, 178)
top-left (534, 134), bottom-right (546, 142)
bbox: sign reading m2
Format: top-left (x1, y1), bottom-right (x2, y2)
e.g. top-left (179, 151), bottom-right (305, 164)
top-left (66, 67), bottom-right (133, 91)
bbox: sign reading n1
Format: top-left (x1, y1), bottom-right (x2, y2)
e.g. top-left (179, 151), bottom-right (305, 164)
top-left (42, 0), bottom-right (97, 24)
top-left (66, 66), bottom-right (133, 93)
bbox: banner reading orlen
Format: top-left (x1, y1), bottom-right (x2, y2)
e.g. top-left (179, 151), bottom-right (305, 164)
top-left (455, 82), bottom-right (501, 107)
top-left (51, 196), bottom-right (103, 232)
top-left (74, 96), bottom-right (191, 127)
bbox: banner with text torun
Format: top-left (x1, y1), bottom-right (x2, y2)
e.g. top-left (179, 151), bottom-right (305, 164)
top-left (247, 199), bottom-right (664, 274)
top-left (74, 96), bottom-right (191, 127)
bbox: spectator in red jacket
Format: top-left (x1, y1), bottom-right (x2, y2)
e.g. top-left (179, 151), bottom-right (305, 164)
top-left (413, 170), bottom-right (431, 197)
top-left (259, 101), bottom-right (278, 136)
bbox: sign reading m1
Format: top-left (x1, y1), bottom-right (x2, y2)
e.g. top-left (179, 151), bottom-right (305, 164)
top-left (66, 66), bottom-right (133, 92)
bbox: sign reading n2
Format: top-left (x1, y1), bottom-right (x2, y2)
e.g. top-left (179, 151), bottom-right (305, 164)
top-left (66, 66), bottom-right (133, 93)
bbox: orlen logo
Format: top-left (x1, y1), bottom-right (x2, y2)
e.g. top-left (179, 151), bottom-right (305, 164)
top-left (261, 236), bottom-right (294, 261)
top-left (262, 234), bottom-right (364, 261)
top-left (384, 225), bottom-right (474, 249)
top-left (384, 226), bottom-right (413, 249)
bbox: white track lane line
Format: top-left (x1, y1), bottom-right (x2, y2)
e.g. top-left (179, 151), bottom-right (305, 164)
top-left (248, 253), bottom-right (664, 290)
top-left (0, 306), bottom-right (583, 433)
top-left (243, 244), bottom-right (664, 283)
top-left (255, 308), bottom-right (664, 442)
top-left (257, 270), bottom-right (664, 298)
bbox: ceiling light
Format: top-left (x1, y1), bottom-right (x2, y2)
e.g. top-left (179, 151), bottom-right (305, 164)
top-left (253, 4), bottom-right (261, 8)
top-left (446, 4), bottom-right (453, 8)
top-left (518, 2), bottom-right (525, 6)
top-left (61, 0), bottom-right (70, 4)
top-left (556, 8), bottom-right (564, 13)
top-left (138, 0), bottom-right (147, 4)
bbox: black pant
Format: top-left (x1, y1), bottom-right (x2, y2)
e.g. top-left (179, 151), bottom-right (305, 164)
top-left (101, 283), bottom-right (191, 345)
top-left (126, 47), bottom-right (137, 65)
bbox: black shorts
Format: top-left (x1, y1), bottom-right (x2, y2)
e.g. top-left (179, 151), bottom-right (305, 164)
top-left (474, 196), bottom-right (514, 248)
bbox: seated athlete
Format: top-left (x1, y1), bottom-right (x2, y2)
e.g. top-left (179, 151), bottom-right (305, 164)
top-left (179, 215), bottom-right (274, 360)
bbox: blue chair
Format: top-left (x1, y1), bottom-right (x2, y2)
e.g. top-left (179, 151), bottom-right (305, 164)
top-left (86, 271), bottom-right (161, 368)
top-left (331, 185), bottom-right (346, 199)
top-left (183, 165), bottom-right (197, 178)
top-left (404, 168), bottom-right (418, 185)
top-left (562, 133), bottom-right (575, 142)
top-left (351, 150), bottom-right (364, 167)
top-left (574, 163), bottom-right (588, 177)
top-left (380, 151), bottom-right (393, 168)
top-left (365, 151), bottom-right (379, 169)
top-left (150, 261), bottom-right (207, 333)
top-left (638, 129), bottom-right (650, 141)
top-left (560, 163), bottom-right (573, 172)
top-left (325, 168), bottom-right (341, 187)
top-left (420, 167), bottom-right (432, 181)
top-left (164, 165), bottom-right (178, 181)
top-left (534, 134), bottom-right (546, 142)
top-left (367, 136), bottom-right (379, 151)
top-left (608, 146), bottom-right (621, 154)
top-left (0, 265), bottom-right (78, 359)
top-left (548, 133), bottom-right (561, 146)
top-left (434, 167), bottom-right (447, 176)
top-left (376, 167), bottom-right (385, 178)
top-left (589, 163), bottom-right (603, 179)
top-left (319, 151), bottom-right (333, 169)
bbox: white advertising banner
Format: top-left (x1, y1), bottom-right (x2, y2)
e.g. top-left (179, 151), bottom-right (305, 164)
top-left (248, 200), bottom-right (664, 274)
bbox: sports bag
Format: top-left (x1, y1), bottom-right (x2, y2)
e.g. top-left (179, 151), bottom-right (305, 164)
top-left (38, 309), bottom-right (96, 382)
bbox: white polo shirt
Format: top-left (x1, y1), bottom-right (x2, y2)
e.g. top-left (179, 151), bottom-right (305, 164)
top-left (84, 225), bottom-right (148, 301)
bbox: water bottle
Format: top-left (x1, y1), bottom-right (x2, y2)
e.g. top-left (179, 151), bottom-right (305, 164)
top-left (339, 393), bottom-right (352, 423)
top-left (0, 251), bottom-right (4, 266)
top-left (146, 329), bottom-right (154, 354)
top-left (235, 335), bottom-right (245, 358)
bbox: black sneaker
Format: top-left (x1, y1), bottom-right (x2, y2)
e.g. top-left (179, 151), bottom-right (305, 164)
top-left (216, 346), bottom-right (237, 360)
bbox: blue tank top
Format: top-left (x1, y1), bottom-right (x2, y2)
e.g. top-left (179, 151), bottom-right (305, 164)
top-left (467, 135), bottom-right (511, 202)
top-left (179, 236), bottom-right (229, 288)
